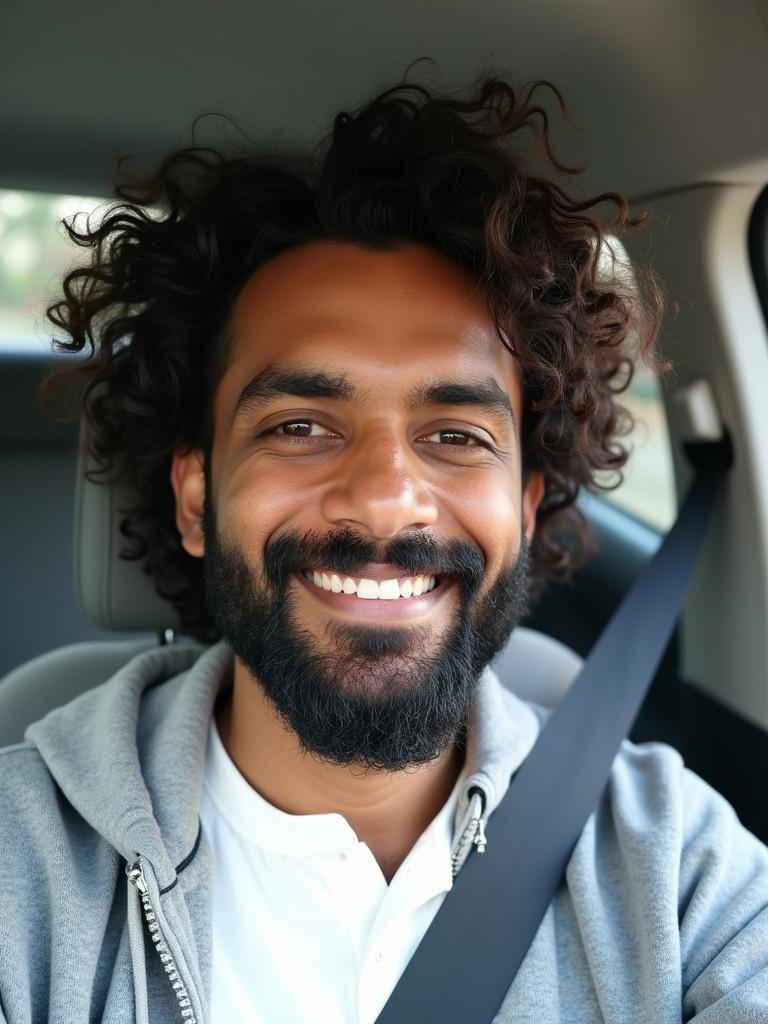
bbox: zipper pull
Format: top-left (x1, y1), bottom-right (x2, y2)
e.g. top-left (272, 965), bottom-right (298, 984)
top-left (466, 786), bottom-right (488, 854)
top-left (126, 859), bottom-right (148, 895)
top-left (473, 816), bottom-right (487, 853)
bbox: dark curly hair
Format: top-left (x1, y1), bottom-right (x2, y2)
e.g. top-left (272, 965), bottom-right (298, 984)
top-left (44, 71), bottom-right (666, 641)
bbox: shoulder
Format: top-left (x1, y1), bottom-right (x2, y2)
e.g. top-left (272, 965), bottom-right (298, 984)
top-left (0, 739), bottom-right (106, 861)
top-left (574, 739), bottom-right (768, 945)
top-left (604, 744), bottom-right (768, 1013)
top-left (566, 737), bottom-right (768, 906)
top-left (0, 740), bottom-right (59, 806)
top-left (605, 738), bottom-right (763, 855)
top-left (592, 737), bottom-right (767, 862)
top-left (606, 737), bottom-right (687, 826)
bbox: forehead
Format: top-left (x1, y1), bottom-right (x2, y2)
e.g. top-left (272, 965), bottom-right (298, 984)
top-left (217, 240), bottom-right (522, 422)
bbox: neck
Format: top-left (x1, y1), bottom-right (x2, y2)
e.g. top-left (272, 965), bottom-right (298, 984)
top-left (216, 657), bottom-right (465, 882)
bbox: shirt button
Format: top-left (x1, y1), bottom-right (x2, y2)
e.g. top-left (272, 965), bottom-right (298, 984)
top-left (338, 852), bottom-right (348, 862)
top-left (375, 950), bottom-right (384, 963)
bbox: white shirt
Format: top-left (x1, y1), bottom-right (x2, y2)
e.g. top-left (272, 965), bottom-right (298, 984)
top-left (199, 715), bottom-right (466, 1024)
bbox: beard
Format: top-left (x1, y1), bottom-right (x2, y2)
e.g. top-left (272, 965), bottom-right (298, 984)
top-left (203, 505), bottom-right (531, 772)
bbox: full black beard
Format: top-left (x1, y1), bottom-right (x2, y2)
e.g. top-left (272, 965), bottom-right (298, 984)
top-left (203, 507), bottom-right (531, 772)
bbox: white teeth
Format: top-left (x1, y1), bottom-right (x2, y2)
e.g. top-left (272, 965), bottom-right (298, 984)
top-left (377, 579), bottom-right (401, 601)
top-left (356, 578), bottom-right (379, 600)
top-left (304, 571), bottom-right (438, 599)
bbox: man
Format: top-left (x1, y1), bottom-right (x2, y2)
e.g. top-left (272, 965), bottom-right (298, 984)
top-left (1, 74), bottom-right (767, 1023)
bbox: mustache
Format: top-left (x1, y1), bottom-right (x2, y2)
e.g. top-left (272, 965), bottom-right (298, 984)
top-left (263, 527), bottom-right (486, 592)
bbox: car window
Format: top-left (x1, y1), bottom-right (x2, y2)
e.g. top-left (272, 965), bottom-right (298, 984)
top-left (0, 187), bottom-right (104, 355)
top-left (592, 236), bottom-right (676, 533)
top-left (598, 365), bottom-right (676, 531)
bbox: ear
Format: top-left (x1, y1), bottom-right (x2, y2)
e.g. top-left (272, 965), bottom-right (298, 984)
top-left (170, 448), bottom-right (206, 558)
top-left (522, 470), bottom-right (545, 544)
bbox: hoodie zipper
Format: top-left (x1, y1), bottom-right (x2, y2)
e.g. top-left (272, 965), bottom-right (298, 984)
top-left (126, 860), bottom-right (198, 1023)
top-left (450, 785), bottom-right (488, 878)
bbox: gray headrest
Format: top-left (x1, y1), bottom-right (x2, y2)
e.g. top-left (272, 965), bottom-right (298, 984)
top-left (74, 420), bottom-right (183, 632)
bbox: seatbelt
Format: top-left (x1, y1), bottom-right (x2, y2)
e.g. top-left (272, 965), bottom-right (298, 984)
top-left (375, 432), bottom-right (731, 1024)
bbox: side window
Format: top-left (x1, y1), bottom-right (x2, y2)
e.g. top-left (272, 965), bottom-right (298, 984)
top-left (0, 188), bottom-right (104, 353)
top-left (597, 364), bottom-right (676, 532)
top-left (592, 236), bottom-right (677, 532)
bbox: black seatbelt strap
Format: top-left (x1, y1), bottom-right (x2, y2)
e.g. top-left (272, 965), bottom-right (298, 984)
top-left (375, 437), bottom-right (731, 1024)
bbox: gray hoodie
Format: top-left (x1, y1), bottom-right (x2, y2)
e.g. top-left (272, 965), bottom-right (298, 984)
top-left (0, 640), bottom-right (767, 1023)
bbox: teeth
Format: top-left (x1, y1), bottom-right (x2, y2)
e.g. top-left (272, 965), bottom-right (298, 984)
top-left (304, 571), bottom-right (438, 599)
top-left (377, 579), bottom-right (400, 600)
top-left (356, 579), bottom-right (380, 600)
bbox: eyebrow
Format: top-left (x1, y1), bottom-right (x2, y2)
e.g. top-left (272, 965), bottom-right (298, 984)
top-left (233, 363), bottom-right (517, 432)
top-left (410, 378), bottom-right (517, 433)
top-left (234, 365), bottom-right (358, 418)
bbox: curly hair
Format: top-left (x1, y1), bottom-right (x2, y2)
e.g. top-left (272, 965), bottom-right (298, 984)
top-left (44, 72), bottom-right (666, 641)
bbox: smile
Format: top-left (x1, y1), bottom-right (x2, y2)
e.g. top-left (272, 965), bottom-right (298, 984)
top-left (294, 569), bottom-right (454, 621)
top-left (301, 569), bottom-right (439, 599)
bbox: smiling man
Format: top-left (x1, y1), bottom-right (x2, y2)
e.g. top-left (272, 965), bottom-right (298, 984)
top-left (1, 74), bottom-right (767, 1024)
top-left (176, 242), bottom-right (542, 884)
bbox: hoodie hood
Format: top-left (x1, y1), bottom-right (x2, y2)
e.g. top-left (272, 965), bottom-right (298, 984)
top-left (26, 641), bottom-right (226, 891)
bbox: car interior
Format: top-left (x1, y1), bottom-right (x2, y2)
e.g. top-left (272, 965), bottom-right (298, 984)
top-left (1, 0), bottom-right (768, 850)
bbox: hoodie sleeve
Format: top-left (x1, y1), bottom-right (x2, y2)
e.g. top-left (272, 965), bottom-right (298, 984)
top-left (679, 766), bottom-right (768, 1020)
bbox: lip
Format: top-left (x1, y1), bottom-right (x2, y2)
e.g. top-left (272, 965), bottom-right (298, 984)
top-left (293, 570), bottom-right (456, 621)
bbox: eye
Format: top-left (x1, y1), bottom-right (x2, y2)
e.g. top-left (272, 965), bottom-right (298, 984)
top-left (274, 419), bottom-right (323, 436)
top-left (264, 419), bottom-right (338, 444)
top-left (420, 429), bottom-right (490, 449)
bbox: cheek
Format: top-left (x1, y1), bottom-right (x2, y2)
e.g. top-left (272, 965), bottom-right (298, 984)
top-left (215, 471), bottom-right (301, 557)
top-left (452, 478), bottom-right (522, 583)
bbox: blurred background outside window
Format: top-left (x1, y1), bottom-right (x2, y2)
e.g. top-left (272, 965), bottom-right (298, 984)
top-left (0, 188), bottom-right (104, 356)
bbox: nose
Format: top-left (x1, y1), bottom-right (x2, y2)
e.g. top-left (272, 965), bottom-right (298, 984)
top-left (319, 426), bottom-right (439, 539)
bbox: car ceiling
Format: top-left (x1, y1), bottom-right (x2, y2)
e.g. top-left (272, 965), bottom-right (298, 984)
top-left (3, 0), bottom-right (768, 201)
